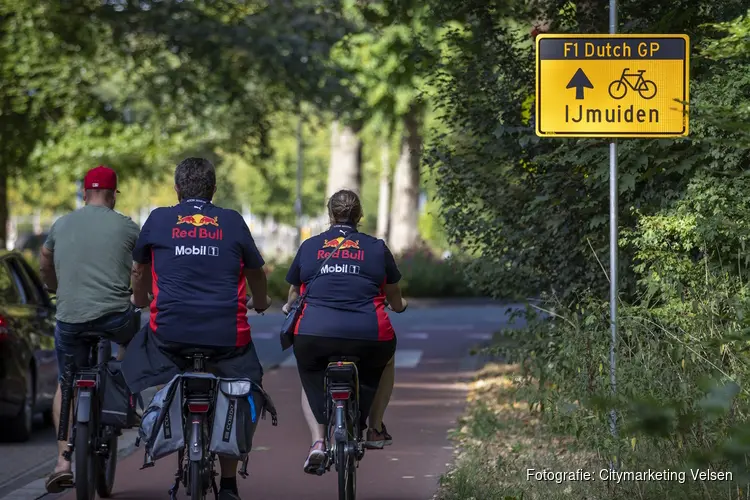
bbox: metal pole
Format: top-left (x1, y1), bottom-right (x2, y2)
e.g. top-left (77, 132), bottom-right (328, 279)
top-left (295, 103), bottom-right (303, 248)
top-left (608, 0), bottom-right (619, 470)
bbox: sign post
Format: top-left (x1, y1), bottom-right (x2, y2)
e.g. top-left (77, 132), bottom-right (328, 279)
top-left (534, 0), bottom-right (690, 470)
top-left (608, 0), bottom-right (619, 470)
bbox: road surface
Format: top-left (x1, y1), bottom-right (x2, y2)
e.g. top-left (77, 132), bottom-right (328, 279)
top-left (0, 301), bottom-right (523, 499)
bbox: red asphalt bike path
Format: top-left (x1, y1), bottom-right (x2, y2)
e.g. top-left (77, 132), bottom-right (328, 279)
top-left (57, 330), bottom-right (479, 500)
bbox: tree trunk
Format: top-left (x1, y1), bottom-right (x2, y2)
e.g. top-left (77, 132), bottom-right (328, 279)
top-left (376, 140), bottom-right (391, 242)
top-left (325, 120), bottom-right (363, 203)
top-left (388, 107), bottom-right (422, 255)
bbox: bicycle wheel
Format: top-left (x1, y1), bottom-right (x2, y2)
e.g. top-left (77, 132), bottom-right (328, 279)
top-left (189, 460), bottom-right (204, 499)
top-left (74, 422), bottom-right (97, 500)
top-left (337, 444), bottom-right (356, 500)
top-left (638, 80), bottom-right (657, 99)
top-left (96, 434), bottom-right (118, 497)
top-left (608, 80), bottom-right (627, 99)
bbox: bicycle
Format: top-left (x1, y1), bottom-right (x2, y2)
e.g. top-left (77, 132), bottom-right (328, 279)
top-left (607, 68), bottom-right (657, 100)
top-left (59, 334), bottom-right (121, 500)
top-left (166, 348), bottom-right (250, 500)
top-left (310, 356), bottom-right (363, 500)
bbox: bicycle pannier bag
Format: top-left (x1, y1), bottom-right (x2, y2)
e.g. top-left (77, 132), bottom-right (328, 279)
top-left (208, 379), bottom-right (259, 458)
top-left (100, 360), bottom-right (139, 429)
top-left (139, 374), bottom-right (185, 462)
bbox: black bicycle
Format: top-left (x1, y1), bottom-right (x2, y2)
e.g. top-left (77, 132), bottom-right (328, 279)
top-left (167, 349), bottom-right (250, 500)
top-left (311, 356), bottom-right (363, 500)
top-left (59, 334), bottom-right (120, 500)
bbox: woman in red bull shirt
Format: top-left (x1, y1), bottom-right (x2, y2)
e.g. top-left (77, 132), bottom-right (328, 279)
top-left (283, 189), bottom-right (408, 473)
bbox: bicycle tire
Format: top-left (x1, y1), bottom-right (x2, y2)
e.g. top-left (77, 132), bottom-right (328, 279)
top-left (337, 445), bottom-right (356, 500)
top-left (608, 80), bottom-right (627, 99)
top-left (96, 434), bottom-right (118, 497)
top-left (637, 80), bottom-right (657, 99)
top-left (189, 460), bottom-right (204, 499)
top-left (74, 422), bottom-right (96, 500)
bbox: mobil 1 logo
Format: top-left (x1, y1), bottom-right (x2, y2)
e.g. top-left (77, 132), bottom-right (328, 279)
top-left (320, 263), bottom-right (360, 275)
top-left (175, 245), bottom-right (219, 257)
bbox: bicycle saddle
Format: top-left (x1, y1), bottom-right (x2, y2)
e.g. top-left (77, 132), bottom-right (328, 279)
top-left (328, 356), bottom-right (359, 363)
top-left (175, 347), bottom-right (215, 359)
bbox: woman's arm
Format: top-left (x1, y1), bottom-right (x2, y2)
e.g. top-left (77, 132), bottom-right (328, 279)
top-left (384, 283), bottom-right (407, 312)
top-left (283, 285), bottom-right (301, 313)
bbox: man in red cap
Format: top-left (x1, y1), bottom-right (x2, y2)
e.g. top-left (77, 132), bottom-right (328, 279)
top-left (39, 165), bottom-right (141, 493)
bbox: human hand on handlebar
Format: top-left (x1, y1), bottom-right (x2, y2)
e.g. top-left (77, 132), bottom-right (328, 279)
top-left (247, 295), bottom-right (272, 314)
top-left (385, 298), bottom-right (408, 313)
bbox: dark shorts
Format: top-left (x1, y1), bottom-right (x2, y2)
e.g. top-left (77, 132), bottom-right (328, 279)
top-left (55, 304), bottom-right (140, 382)
top-left (293, 335), bottom-right (397, 428)
top-left (121, 325), bottom-right (264, 395)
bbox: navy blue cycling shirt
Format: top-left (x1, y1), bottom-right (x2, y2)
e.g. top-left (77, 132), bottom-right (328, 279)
top-left (285, 224), bottom-right (401, 341)
top-left (132, 198), bottom-right (265, 347)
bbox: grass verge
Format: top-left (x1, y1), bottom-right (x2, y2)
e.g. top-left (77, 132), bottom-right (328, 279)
top-left (437, 363), bottom-right (746, 500)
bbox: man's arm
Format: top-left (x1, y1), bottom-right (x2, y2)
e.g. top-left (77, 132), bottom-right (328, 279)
top-left (131, 262), bottom-right (152, 307)
top-left (39, 246), bottom-right (57, 292)
top-left (39, 224), bottom-right (58, 292)
top-left (131, 216), bottom-right (153, 307)
top-left (238, 214), bottom-right (269, 311)
top-left (244, 267), bottom-right (269, 311)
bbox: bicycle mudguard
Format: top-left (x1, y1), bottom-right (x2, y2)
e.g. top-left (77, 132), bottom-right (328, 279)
top-left (76, 389), bottom-right (93, 423)
top-left (187, 418), bottom-right (204, 462)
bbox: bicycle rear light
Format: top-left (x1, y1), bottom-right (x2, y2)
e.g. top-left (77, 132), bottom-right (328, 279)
top-left (187, 401), bottom-right (210, 413)
top-left (74, 379), bottom-right (96, 388)
top-left (331, 390), bottom-right (351, 401)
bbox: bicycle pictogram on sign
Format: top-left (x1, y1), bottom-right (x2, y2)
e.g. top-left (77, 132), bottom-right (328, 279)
top-left (608, 68), bottom-right (657, 100)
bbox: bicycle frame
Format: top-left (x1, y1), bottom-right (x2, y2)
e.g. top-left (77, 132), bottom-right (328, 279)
top-left (60, 338), bottom-right (112, 461)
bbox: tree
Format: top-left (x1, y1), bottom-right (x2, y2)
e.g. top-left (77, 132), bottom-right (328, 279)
top-left (424, 0), bottom-right (750, 299)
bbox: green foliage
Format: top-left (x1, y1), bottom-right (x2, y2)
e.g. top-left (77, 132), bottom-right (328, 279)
top-left (425, 0), bottom-right (750, 492)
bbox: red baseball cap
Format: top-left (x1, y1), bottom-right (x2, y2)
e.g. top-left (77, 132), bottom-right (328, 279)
top-left (84, 165), bottom-right (120, 192)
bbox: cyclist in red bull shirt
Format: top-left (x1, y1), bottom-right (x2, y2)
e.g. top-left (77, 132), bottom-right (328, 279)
top-left (282, 189), bottom-right (408, 474)
top-left (122, 158), bottom-right (272, 500)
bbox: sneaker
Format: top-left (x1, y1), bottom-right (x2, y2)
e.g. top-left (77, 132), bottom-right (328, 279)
top-left (218, 489), bottom-right (241, 500)
top-left (303, 440), bottom-right (326, 474)
top-left (381, 423), bottom-right (393, 446)
top-left (365, 426), bottom-right (386, 450)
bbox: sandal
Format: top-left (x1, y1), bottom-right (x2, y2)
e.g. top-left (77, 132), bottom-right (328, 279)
top-left (303, 440), bottom-right (326, 475)
top-left (45, 471), bottom-right (74, 493)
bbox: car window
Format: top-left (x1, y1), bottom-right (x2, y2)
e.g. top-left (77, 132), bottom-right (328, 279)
top-left (9, 258), bottom-right (42, 305)
top-left (0, 262), bottom-right (22, 305)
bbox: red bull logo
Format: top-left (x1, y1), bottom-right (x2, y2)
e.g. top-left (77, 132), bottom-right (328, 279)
top-left (177, 214), bottom-right (219, 227)
top-left (173, 215), bottom-right (222, 240)
top-left (318, 237), bottom-right (364, 261)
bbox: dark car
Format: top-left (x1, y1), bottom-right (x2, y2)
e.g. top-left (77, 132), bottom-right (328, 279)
top-left (0, 251), bottom-right (58, 442)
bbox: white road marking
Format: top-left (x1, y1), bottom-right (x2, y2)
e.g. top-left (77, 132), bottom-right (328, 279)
top-left (404, 332), bottom-right (429, 340)
top-left (253, 332), bottom-right (274, 340)
top-left (280, 349), bottom-right (424, 369)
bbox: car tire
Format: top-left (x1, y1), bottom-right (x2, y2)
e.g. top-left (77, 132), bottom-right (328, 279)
top-left (0, 365), bottom-right (35, 442)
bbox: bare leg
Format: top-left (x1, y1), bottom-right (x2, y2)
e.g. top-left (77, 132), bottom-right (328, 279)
top-left (302, 389), bottom-right (325, 444)
top-left (218, 458), bottom-right (238, 478)
top-left (368, 355), bottom-right (395, 432)
top-left (52, 383), bottom-right (72, 474)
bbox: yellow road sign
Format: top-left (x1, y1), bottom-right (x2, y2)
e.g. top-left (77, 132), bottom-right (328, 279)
top-left (535, 34), bottom-right (689, 138)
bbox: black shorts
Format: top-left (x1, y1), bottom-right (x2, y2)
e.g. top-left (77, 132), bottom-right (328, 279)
top-left (293, 335), bottom-right (397, 428)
